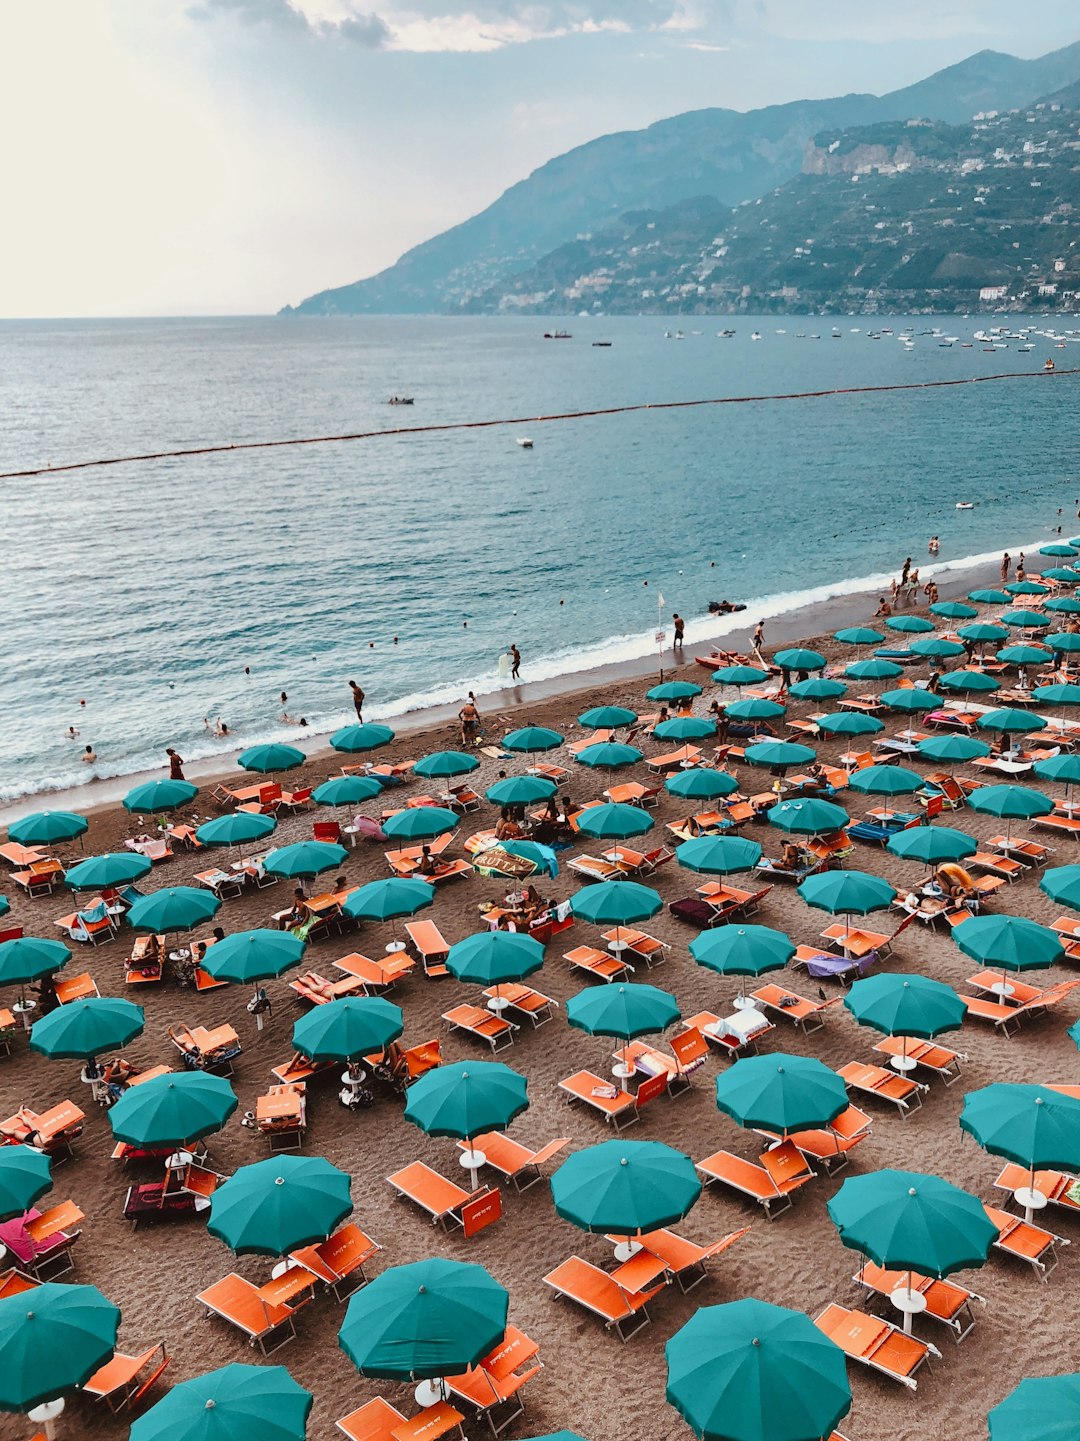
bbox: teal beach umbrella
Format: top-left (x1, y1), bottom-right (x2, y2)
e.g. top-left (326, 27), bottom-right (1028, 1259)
top-left (885, 615), bottom-right (934, 634)
top-left (551, 1140), bottom-right (701, 1235)
top-left (237, 744), bottom-right (304, 773)
top-left (848, 764), bottom-right (922, 795)
top-left (666, 1298), bottom-right (851, 1441)
top-left (503, 727), bottom-right (563, 752)
top-left (201, 929), bottom-right (306, 988)
top-left (312, 776), bottom-right (383, 807)
top-left (1040, 544), bottom-right (1078, 557)
top-left (917, 734), bottom-right (990, 762)
top-left (1046, 596), bottom-right (1080, 613)
top-left (845, 973), bottom-right (966, 1050)
top-left (712, 665), bottom-right (768, 686)
top-left (961, 1085), bottom-right (1080, 1219)
top-left (343, 877), bottom-right (434, 922)
top-left (486, 775), bottom-right (556, 806)
top-left (575, 742), bottom-right (643, 769)
top-left (292, 996), bottom-right (403, 1063)
top-left (774, 648), bottom-right (826, 671)
top-left (768, 798), bottom-right (849, 834)
top-left (666, 768), bottom-right (739, 800)
top-left (570, 880), bottom-right (662, 931)
top-left (1033, 683), bottom-right (1080, 707)
top-left (878, 689), bottom-right (936, 713)
top-left (798, 869), bottom-right (896, 918)
top-left (1002, 609), bottom-right (1050, 629)
top-left (1035, 754), bottom-right (1080, 786)
top-left (997, 645), bottom-right (1051, 665)
top-left (130, 1364), bottom-right (312, 1441)
top-left (446, 931), bottom-right (544, 988)
top-left (568, 983), bottom-right (680, 1088)
top-left (381, 806), bottom-right (458, 841)
top-left (30, 997), bottom-right (144, 1060)
top-left (910, 636), bottom-right (965, 659)
top-left (789, 677), bottom-right (846, 701)
top-left (725, 698), bottom-right (784, 721)
top-left (405, 1060), bottom-right (528, 1181)
top-left (655, 716), bottom-right (716, 740)
top-left (576, 803), bottom-right (654, 841)
top-left (690, 924), bottom-right (794, 978)
top-left (0, 936), bottom-right (71, 991)
top-left (835, 627), bottom-right (884, 646)
top-left (989, 1374), bottom-right (1080, 1441)
top-left (264, 840), bottom-right (349, 878)
top-left (579, 706), bottom-right (637, 728)
top-left (953, 914), bottom-right (1063, 977)
top-left (414, 750), bottom-right (479, 780)
top-left (887, 826), bottom-right (977, 864)
top-left (209, 1155), bottom-right (352, 1256)
top-left (0, 1146), bottom-right (52, 1221)
top-left (127, 886), bottom-right (221, 933)
top-left (676, 835), bottom-right (762, 874)
top-left (958, 622), bottom-right (1009, 642)
top-left (716, 1053), bottom-right (848, 1134)
top-left (977, 707), bottom-right (1045, 734)
top-left (1051, 632), bottom-right (1080, 652)
top-left (8, 811), bottom-right (87, 847)
top-left (491, 839), bottom-right (559, 878)
top-left (108, 1071), bottom-right (237, 1147)
top-left (930, 602), bottom-right (977, 620)
top-left (845, 658), bottom-right (901, 680)
top-left (937, 670), bottom-right (1000, 694)
top-left (967, 783), bottom-right (1053, 841)
top-left (647, 681), bottom-right (702, 702)
top-left (0, 1281), bottom-right (121, 1411)
top-left (123, 779), bottom-right (198, 813)
top-left (816, 711), bottom-right (883, 736)
top-left (195, 812), bottom-right (277, 847)
top-left (1006, 580), bottom-right (1050, 595)
top-left (744, 741), bottom-right (816, 770)
top-left (331, 723), bottom-right (394, 752)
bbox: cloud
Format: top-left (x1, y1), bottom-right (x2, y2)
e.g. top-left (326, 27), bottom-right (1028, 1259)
top-left (680, 39), bottom-right (729, 50)
top-left (193, 0), bottom-right (390, 46)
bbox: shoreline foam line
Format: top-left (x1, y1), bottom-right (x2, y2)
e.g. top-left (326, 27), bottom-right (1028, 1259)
top-left (1, 368), bottom-right (1075, 480)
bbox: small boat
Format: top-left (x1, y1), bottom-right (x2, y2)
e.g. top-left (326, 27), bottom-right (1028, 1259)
top-left (751, 332), bottom-right (761, 341)
top-left (387, 396), bottom-right (414, 405)
top-left (956, 502), bottom-right (974, 510)
top-left (592, 341), bottom-right (612, 347)
top-left (516, 438), bottom-right (534, 449)
top-left (543, 331), bottom-right (572, 340)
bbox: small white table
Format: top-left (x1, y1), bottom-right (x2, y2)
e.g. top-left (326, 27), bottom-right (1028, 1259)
top-left (385, 940), bottom-right (406, 954)
top-left (28, 1398), bottom-right (65, 1440)
top-left (1013, 1185), bottom-right (1049, 1222)
top-left (612, 1060), bottom-right (636, 1082)
top-left (889, 1052), bottom-right (918, 1073)
top-left (989, 981), bottom-right (1016, 999)
top-left (890, 1285), bottom-right (927, 1335)
top-left (167, 1149), bottom-right (194, 1170)
top-left (732, 995), bottom-right (759, 1011)
top-left (612, 1239), bottom-right (642, 1264)
top-left (415, 1380), bottom-right (447, 1409)
top-left (486, 994), bottom-right (510, 1013)
top-left (12, 1000), bottom-right (35, 1033)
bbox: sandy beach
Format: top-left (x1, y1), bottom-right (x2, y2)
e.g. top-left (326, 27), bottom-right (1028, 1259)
top-left (2, 574), bottom-right (1078, 1441)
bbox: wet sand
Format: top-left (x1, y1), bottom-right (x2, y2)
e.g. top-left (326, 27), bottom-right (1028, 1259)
top-left (1, 581), bottom-right (1077, 1441)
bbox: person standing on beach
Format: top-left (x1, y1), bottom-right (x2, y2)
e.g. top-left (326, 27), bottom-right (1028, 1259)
top-left (458, 699), bottom-right (480, 748)
top-left (510, 644), bottom-right (521, 681)
top-left (672, 613), bottom-right (685, 649)
top-left (166, 748), bottom-right (185, 780)
top-left (349, 681), bottom-right (365, 722)
top-left (752, 621), bottom-right (764, 652)
top-left (901, 557), bottom-right (912, 586)
top-left (1001, 552), bottom-right (1011, 582)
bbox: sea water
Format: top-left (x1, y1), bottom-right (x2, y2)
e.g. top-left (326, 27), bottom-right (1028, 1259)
top-left (1, 313), bottom-right (1077, 802)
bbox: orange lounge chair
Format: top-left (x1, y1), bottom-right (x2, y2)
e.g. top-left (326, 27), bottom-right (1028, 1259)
top-left (83, 1342), bottom-right (170, 1411)
top-left (454, 1133), bottom-right (570, 1191)
top-left (567, 855), bottom-right (625, 882)
top-left (759, 1106), bottom-right (872, 1175)
top-left (289, 970), bottom-right (367, 1006)
top-left (542, 1255), bottom-right (665, 1342)
top-left (625, 1226), bottom-right (750, 1292)
top-left (387, 1160), bottom-right (501, 1233)
top-left (989, 836), bottom-right (1052, 866)
top-left (814, 1303), bottom-right (940, 1389)
top-left (970, 851), bottom-right (1026, 882)
top-left (685, 1010), bottom-right (774, 1059)
top-left (368, 1038), bottom-right (443, 1093)
top-left (603, 782), bottom-right (661, 808)
top-left (837, 1061), bottom-right (927, 1118)
top-left (335, 1397), bottom-right (406, 1441)
top-left (1033, 813), bottom-right (1080, 837)
top-left (614, 1028), bottom-right (709, 1096)
top-left (748, 983), bottom-right (841, 1034)
top-left (854, 1263), bottom-right (982, 1342)
top-left (271, 1054), bottom-right (336, 1087)
top-left (983, 1203), bottom-right (1067, 1279)
top-left (442, 1003), bottom-right (516, 1053)
top-left (405, 920), bottom-right (451, 978)
top-left (871, 1037), bottom-right (965, 1085)
top-left (54, 971), bottom-right (100, 1005)
top-left (564, 945), bottom-right (633, 983)
top-left (993, 1163), bottom-right (1080, 1219)
top-left (695, 1142), bottom-right (815, 1219)
top-left (335, 951), bottom-right (416, 992)
top-left (646, 746), bottom-right (702, 773)
top-left (445, 1324), bottom-right (542, 1435)
top-left (599, 927), bottom-right (670, 969)
top-left (558, 1069), bottom-right (667, 1129)
top-left (482, 982), bottom-right (556, 1027)
top-left (196, 1273), bottom-right (303, 1354)
top-left (289, 1222), bottom-right (381, 1300)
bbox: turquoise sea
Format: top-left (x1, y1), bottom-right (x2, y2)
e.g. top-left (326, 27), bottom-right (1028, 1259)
top-left (2, 313), bottom-right (1078, 803)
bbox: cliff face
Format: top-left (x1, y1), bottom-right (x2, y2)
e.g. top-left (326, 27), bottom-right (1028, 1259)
top-left (803, 140), bottom-right (921, 176)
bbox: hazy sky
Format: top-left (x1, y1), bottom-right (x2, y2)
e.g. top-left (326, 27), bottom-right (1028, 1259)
top-left (4, 1), bottom-right (1079, 316)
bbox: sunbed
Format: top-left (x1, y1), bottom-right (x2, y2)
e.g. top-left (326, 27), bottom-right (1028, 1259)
top-left (993, 1163), bottom-right (1080, 1220)
top-left (194, 868), bottom-right (246, 900)
top-left (482, 982), bottom-right (556, 1027)
top-left (970, 851), bottom-right (1026, 882)
top-left (289, 1222), bottom-right (381, 1300)
top-left (685, 1009), bottom-right (774, 1059)
top-left (196, 1272), bottom-right (307, 1354)
top-left (0, 1203), bottom-right (83, 1279)
top-left (84, 1342), bottom-right (170, 1411)
top-left (614, 1226), bottom-right (750, 1292)
top-left (564, 945), bottom-right (633, 983)
top-left (54, 971), bottom-right (99, 1004)
top-left (791, 946), bottom-right (880, 984)
top-left (0, 1101), bottom-right (85, 1159)
top-left (387, 1160), bottom-right (502, 1232)
top-left (168, 1022), bottom-right (242, 1076)
top-left (370, 1038), bottom-right (443, 1093)
top-left (853, 1262), bottom-right (982, 1342)
top-left (599, 927), bottom-right (670, 969)
top-left (837, 1061), bottom-right (927, 1117)
top-left (405, 920), bottom-right (451, 978)
top-left (558, 1069), bottom-right (667, 1129)
top-left (988, 835), bottom-right (1052, 865)
top-left (12, 860), bottom-right (63, 897)
top-left (567, 855), bottom-right (625, 882)
top-left (1032, 813), bottom-right (1080, 837)
top-left (758, 1106), bottom-right (872, 1175)
top-left (456, 1133), bottom-right (569, 1191)
top-left (814, 1303), bottom-right (940, 1389)
top-left (445, 1325), bottom-right (542, 1435)
top-left (335, 1397), bottom-right (408, 1441)
top-left (695, 1142), bottom-right (815, 1219)
top-left (543, 1255), bottom-right (665, 1341)
top-left (604, 782), bottom-right (661, 808)
top-left (646, 746), bottom-right (702, 773)
top-left (614, 1028), bottom-right (709, 1095)
top-left (871, 1037), bottom-right (965, 1085)
top-left (442, 1003), bottom-right (517, 1052)
top-left (960, 978), bottom-right (1080, 1035)
top-left (749, 983), bottom-right (841, 1033)
top-left (0, 1267), bottom-right (38, 1299)
top-left (334, 950), bottom-right (416, 992)
top-left (983, 1202), bottom-right (1068, 1279)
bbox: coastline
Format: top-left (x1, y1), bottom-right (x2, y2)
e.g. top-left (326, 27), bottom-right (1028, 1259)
top-left (0, 537), bottom-right (1032, 825)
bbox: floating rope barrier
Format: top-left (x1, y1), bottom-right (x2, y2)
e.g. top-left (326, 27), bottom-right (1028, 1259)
top-left (3, 366), bottom-right (1076, 480)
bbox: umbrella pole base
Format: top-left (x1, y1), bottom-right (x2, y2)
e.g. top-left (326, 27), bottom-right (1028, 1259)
top-left (415, 1380), bottom-right (446, 1409)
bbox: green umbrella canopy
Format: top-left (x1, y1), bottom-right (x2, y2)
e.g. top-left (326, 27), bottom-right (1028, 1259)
top-left (292, 996), bottom-right (403, 1063)
top-left (0, 898), bottom-right (7, 920)
top-left (123, 779), bottom-right (198, 814)
top-left (917, 734), bottom-right (991, 762)
top-left (969, 589), bottom-right (1013, 605)
top-left (816, 711), bottom-right (883, 736)
top-left (712, 665), bottom-right (769, 686)
top-left (827, 1169), bottom-right (996, 1277)
top-left (952, 914), bottom-right (1063, 973)
top-left (967, 784), bottom-right (1053, 820)
top-left (960, 1084), bottom-right (1080, 1171)
top-left (414, 750), bottom-right (480, 779)
top-left (486, 775), bottom-right (557, 806)
top-left (237, 744), bottom-right (305, 773)
top-left (835, 627), bottom-right (885, 645)
top-left (0, 1146), bottom-right (52, 1221)
top-left (1051, 632), bottom-right (1080, 652)
top-left (503, 727), bottom-right (564, 753)
top-left (655, 716), bottom-right (717, 742)
top-left (774, 648), bottom-right (827, 671)
top-left (997, 645), bottom-right (1052, 665)
top-left (575, 742), bottom-right (643, 770)
top-left (878, 688), bottom-right (937, 713)
top-left (312, 775), bottom-right (383, 807)
top-left (495, 840), bottom-right (559, 879)
top-left (108, 1072), bottom-right (238, 1147)
top-left (551, 1140), bottom-right (701, 1235)
top-left (789, 677), bottom-right (847, 701)
top-left (958, 622), bottom-right (1010, 642)
top-left (1070, 1018), bottom-right (1080, 1053)
top-left (744, 741), bottom-right (817, 769)
top-left (1035, 754), bottom-right (1080, 785)
top-left (768, 798), bottom-right (849, 835)
top-left (0, 936), bottom-right (71, 987)
top-left (1001, 609), bottom-right (1050, 628)
top-left (845, 658), bottom-right (902, 680)
top-left (716, 1053), bottom-right (848, 1133)
top-left (798, 869), bottom-right (896, 915)
top-left (208, 1155), bottom-right (352, 1256)
top-left (570, 881), bottom-right (662, 928)
top-left (201, 930), bottom-right (306, 985)
top-left (0, 1281), bottom-right (121, 1411)
top-left (647, 681), bottom-right (703, 702)
top-left (1006, 580), bottom-right (1051, 595)
top-left (576, 803), bottom-right (654, 841)
top-left (725, 698), bottom-right (785, 721)
top-left (404, 1060), bottom-right (528, 1141)
top-left (845, 973), bottom-right (967, 1040)
top-left (381, 807), bottom-right (459, 841)
top-left (1040, 544), bottom-right (1078, 557)
top-left (676, 835), bottom-right (763, 875)
top-left (886, 826), bottom-right (977, 864)
top-left (446, 931), bottom-right (545, 987)
top-left (30, 997), bottom-right (144, 1060)
top-left (989, 1374), bottom-right (1080, 1441)
top-left (690, 925), bottom-right (794, 977)
top-left (579, 705), bottom-right (638, 728)
top-left (930, 602), bottom-right (978, 620)
top-left (937, 670), bottom-right (1000, 696)
top-left (342, 877), bottom-right (434, 922)
top-left (65, 851), bottom-right (153, 890)
top-left (127, 886), bottom-right (221, 934)
top-left (8, 810), bottom-right (88, 846)
top-left (567, 983), bottom-right (680, 1041)
top-left (330, 723), bottom-right (394, 753)
top-left (847, 764), bottom-right (923, 796)
top-left (522, 1433), bottom-right (589, 1441)
top-left (264, 840), bottom-right (349, 878)
top-left (1046, 596), bottom-right (1080, 613)
top-left (885, 615), bottom-right (935, 634)
top-left (1033, 683), bottom-right (1080, 707)
top-left (977, 708), bottom-right (1046, 734)
top-left (1040, 866), bottom-right (1080, 911)
top-left (195, 811), bottom-right (278, 846)
top-left (130, 1363), bottom-right (313, 1441)
top-left (665, 768), bottom-right (739, 800)
top-left (666, 1299), bottom-right (852, 1441)
top-left (910, 636), bottom-right (966, 659)
top-left (340, 1257), bottom-right (508, 1380)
